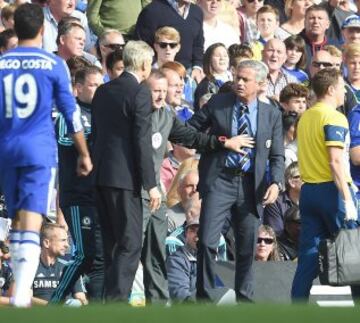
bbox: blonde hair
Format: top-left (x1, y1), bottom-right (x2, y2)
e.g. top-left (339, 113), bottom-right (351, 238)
top-left (166, 158), bottom-right (199, 208)
top-left (154, 26), bottom-right (180, 43)
top-left (323, 44), bottom-right (342, 58)
top-left (343, 43), bottom-right (360, 61)
top-left (218, 1), bottom-right (240, 31)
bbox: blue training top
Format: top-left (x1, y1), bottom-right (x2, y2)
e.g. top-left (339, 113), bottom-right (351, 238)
top-left (0, 46), bottom-right (83, 167)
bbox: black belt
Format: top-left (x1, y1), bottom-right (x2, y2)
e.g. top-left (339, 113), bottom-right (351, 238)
top-left (223, 168), bottom-right (252, 177)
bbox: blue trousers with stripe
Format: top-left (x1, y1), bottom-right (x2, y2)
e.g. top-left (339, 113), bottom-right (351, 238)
top-left (50, 205), bottom-right (104, 303)
top-left (291, 182), bottom-right (359, 300)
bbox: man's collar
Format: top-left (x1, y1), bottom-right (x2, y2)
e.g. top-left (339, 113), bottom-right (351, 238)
top-left (236, 98), bottom-right (257, 111)
top-left (126, 70), bottom-right (141, 84)
top-left (43, 6), bottom-right (58, 25)
top-left (166, 0), bottom-right (191, 19)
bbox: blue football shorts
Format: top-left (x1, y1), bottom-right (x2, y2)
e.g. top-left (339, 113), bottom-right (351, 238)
top-left (0, 164), bottom-right (56, 219)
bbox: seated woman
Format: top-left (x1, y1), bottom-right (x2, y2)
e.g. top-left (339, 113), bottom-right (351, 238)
top-left (255, 225), bottom-right (281, 261)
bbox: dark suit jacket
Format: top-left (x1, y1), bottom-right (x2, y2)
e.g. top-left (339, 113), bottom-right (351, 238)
top-left (92, 71), bottom-right (156, 192)
top-left (187, 92), bottom-right (285, 217)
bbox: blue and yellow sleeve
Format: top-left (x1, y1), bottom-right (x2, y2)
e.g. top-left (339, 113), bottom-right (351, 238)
top-left (324, 113), bottom-right (348, 148)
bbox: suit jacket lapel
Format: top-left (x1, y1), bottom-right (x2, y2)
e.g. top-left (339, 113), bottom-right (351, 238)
top-left (256, 100), bottom-right (267, 156)
top-left (226, 93), bottom-right (237, 137)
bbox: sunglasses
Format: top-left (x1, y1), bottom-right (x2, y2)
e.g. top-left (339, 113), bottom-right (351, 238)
top-left (157, 42), bottom-right (178, 49)
top-left (312, 61), bottom-right (333, 68)
top-left (247, 0), bottom-right (264, 3)
top-left (292, 175), bottom-right (301, 179)
top-left (104, 43), bottom-right (124, 50)
top-left (257, 237), bottom-right (274, 245)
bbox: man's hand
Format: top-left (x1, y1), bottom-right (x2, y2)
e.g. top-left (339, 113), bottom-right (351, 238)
top-left (344, 199), bottom-right (358, 221)
top-left (148, 187), bottom-right (161, 213)
top-left (77, 155), bottom-right (93, 176)
top-left (262, 183), bottom-right (280, 206)
top-left (191, 68), bottom-right (204, 84)
top-left (56, 208), bottom-right (68, 232)
top-left (224, 134), bottom-right (255, 154)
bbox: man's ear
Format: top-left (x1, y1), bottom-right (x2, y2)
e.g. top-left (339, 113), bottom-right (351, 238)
top-left (59, 35), bottom-right (66, 46)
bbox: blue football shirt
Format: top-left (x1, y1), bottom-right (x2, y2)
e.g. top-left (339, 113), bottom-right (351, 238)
top-left (0, 46), bottom-right (83, 167)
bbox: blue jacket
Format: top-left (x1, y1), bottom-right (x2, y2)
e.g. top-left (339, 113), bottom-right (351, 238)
top-left (166, 246), bottom-right (197, 302)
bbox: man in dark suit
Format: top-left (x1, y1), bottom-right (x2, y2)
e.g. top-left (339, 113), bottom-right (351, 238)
top-left (91, 40), bottom-right (161, 302)
top-left (188, 60), bottom-right (285, 302)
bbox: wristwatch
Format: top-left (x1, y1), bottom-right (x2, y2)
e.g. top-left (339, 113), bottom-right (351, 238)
top-left (218, 136), bottom-right (228, 147)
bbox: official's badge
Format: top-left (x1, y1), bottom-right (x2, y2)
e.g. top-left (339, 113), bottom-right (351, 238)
top-left (152, 132), bottom-right (162, 149)
top-left (265, 140), bottom-right (272, 149)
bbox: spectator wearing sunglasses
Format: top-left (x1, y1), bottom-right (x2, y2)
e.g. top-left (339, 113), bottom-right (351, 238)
top-left (135, 0), bottom-right (205, 84)
top-left (255, 225), bottom-right (281, 261)
top-left (278, 205), bottom-right (301, 261)
top-left (309, 50), bottom-right (357, 116)
top-left (264, 162), bottom-right (301, 236)
top-left (153, 26), bottom-right (181, 69)
top-left (153, 27), bottom-right (197, 106)
top-left (97, 29), bottom-right (125, 82)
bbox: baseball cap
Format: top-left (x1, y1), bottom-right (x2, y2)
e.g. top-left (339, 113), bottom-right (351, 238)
top-left (185, 218), bottom-right (200, 229)
top-left (342, 15), bottom-right (360, 29)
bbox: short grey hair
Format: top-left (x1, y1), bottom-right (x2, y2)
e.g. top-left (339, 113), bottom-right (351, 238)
top-left (123, 40), bottom-right (154, 73)
top-left (237, 59), bottom-right (268, 82)
top-left (99, 29), bottom-right (124, 45)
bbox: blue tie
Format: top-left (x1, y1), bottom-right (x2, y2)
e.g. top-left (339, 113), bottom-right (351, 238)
top-left (225, 104), bottom-right (253, 171)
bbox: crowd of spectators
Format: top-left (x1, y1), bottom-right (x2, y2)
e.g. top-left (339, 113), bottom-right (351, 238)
top-left (1, 0), bottom-right (360, 306)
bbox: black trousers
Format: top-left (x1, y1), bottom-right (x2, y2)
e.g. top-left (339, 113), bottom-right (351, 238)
top-left (50, 205), bottom-right (104, 303)
top-left (196, 171), bottom-right (260, 302)
top-left (96, 186), bottom-right (143, 302)
top-left (141, 201), bottom-right (169, 302)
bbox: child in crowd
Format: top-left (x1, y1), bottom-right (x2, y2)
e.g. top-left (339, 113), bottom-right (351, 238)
top-left (194, 43), bottom-right (232, 110)
top-left (343, 43), bottom-right (360, 103)
top-left (106, 48), bottom-right (124, 81)
top-left (251, 5), bottom-right (279, 60)
top-left (283, 35), bottom-right (309, 85)
top-left (279, 83), bottom-right (309, 116)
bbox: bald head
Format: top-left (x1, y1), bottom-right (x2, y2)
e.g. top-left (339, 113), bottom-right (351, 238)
top-left (310, 50), bottom-right (334, 77)
top-left (262, 39), bottom-right (287, 73)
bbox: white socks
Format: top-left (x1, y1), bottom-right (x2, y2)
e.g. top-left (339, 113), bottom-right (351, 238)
top-left (11, 231), bottom-right (41, 307)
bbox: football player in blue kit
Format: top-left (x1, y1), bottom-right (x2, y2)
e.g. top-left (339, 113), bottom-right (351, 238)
top-left (0, 3), bottom-right (92, 307)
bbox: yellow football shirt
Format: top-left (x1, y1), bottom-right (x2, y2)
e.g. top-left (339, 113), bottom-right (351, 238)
top-left (297, 102), bottom-right (351, 183)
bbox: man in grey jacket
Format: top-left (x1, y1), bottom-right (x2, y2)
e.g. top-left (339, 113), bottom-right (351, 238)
top-left (141, 69), bottom-right (253, 303)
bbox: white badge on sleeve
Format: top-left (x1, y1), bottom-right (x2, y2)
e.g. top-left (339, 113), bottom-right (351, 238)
top-left (265, 139), bottom-right (272, 149)
top-left (152, 132), bottom-right (163, 149)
